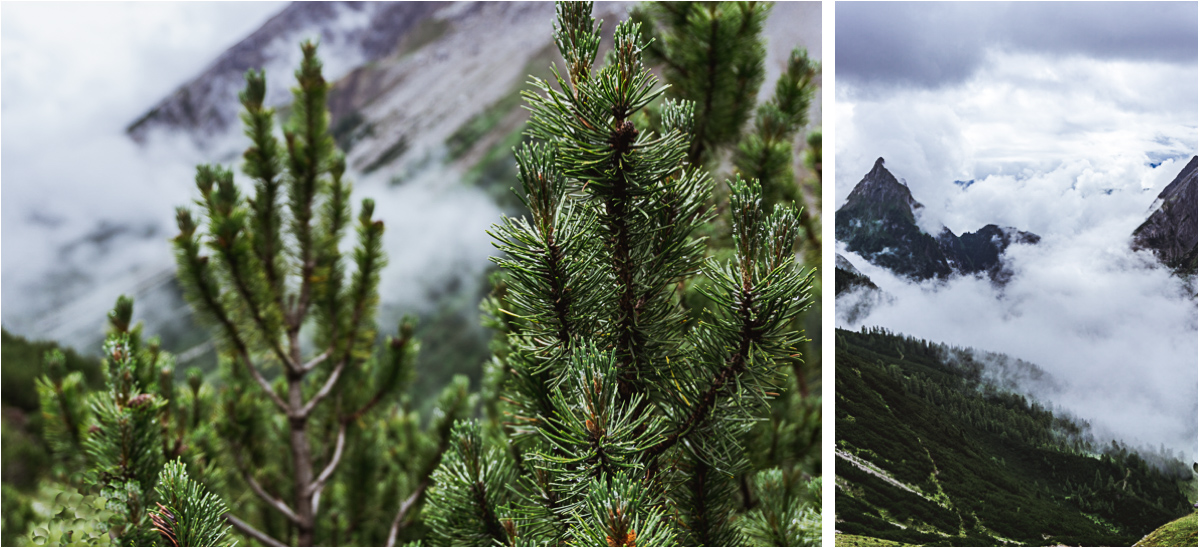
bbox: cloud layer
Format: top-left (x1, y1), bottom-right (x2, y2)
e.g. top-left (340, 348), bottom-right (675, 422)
top-left (1, 2), bottom-right (286, 333)
top-left (835, 1), bottom-right (1198, 460)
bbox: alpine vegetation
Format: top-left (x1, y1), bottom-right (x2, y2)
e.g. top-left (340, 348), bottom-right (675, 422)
top-left (423, 3), bottom-right (817, 546)
top-left (32, 298), bottom-right (230, 547)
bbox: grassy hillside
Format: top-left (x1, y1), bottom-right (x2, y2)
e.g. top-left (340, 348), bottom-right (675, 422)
top-left (835, 327), bottom-right (1193, 547)
top-left (836, 533), bottom-right (915, 546)
top-left (1134, 511), bottom-right (1198, 547)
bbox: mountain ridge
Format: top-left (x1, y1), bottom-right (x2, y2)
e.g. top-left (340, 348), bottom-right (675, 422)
top-left (835, 158), bottom-right (1039, 283)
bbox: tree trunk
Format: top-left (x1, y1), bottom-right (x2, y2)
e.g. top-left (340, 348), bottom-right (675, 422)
top-left (289, 374), bottom-right (316, 546)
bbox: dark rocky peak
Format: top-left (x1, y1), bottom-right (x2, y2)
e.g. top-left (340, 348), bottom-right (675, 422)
top-left (837, 157), bottom-right (1040, 284)
top-left (836, 253), bottom-right (863, 275)
top-left (842, 157), bottom-right (924, 218)
top-left (1155, 155), bottom-right (1197, 207)
top-left (967, 224), bottom-right (1042, 247)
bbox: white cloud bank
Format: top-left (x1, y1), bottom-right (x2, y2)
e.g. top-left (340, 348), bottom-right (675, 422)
top-left (836, 156), bottom-right (1198, 459)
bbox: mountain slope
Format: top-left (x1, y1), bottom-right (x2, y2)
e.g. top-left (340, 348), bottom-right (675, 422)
top-left (12, 1), bottom-right (823, 379)
top-left (835, 254), bottom-right (888, 326)
top-left (1134, 511), bottom-right (1198, 547)
top-left (835, 254), bottom-right (878, 297)
top-left (835, 327), bottom-right (1193, 546)
top-left (1133, 156), bottom-right (1198, 276)
top-left (835, 158), bottom-right (1039, 283)
top-left (126, 1), bottom-right (445, 147)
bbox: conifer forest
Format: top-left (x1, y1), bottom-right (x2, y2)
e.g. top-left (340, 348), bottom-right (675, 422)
top-left (1, 2), bottom-right (823, 546)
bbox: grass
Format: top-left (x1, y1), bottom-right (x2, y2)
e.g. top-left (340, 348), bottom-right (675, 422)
top-left (836, 533), bottom-right (916, 547)
top-left (1135, 511), bottom-right (1198, 547)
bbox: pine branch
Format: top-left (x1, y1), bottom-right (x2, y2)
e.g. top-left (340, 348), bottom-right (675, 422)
top-left (216, 238), bottom-right (295, 372)
top-left (644, 323), bottom-right (754, 461)
top-left (305, 198), bottom-right (385, 419)
top-left (240, 68), bottom-right (288, 312)
top-left (195, 164), bottom-right (293, 372)
top-left (425, 420), bottom-right (515, 546)
top-left (174, 213), bottom-right (292, 414)
top-left (151, 460), bottom-right (231, 547)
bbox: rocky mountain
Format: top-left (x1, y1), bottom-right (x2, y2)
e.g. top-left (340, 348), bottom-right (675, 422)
top-left (835, 157), bottom-right (1039, 283)
top-left (127, 2), bottom-right (444, 147)
top-left (125, 1), bottom-right (819, 178)
top-left (834, 253), bottom-right (877, 297)
top-left (1133, 155), bottom-right (1197, 276)
top-left (834, 253), bottom-right (887, 326)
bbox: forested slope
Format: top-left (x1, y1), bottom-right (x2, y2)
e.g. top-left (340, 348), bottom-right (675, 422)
top-left (835, 327), bottom-right (1194, 546)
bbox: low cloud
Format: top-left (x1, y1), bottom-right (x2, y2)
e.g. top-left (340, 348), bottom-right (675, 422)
top-left (837, 179), bottom-right (1199, 459)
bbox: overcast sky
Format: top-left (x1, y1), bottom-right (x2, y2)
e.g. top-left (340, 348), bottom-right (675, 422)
top-left (835, 2), bottom-right (1198, 459)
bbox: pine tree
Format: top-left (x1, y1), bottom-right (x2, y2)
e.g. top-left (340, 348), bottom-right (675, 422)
top-left (631, 3), bottom-right (823, 540)
top-left (631, 1), bottom-right (769, 168)
top-left (426, 3), bottom-right (815, 546)
top-left (32, 41), bottom-right (469, 548)
top-left (32, 298), bottom-right (229, 546)
top-left (170, 41), bottom-right (456, 547)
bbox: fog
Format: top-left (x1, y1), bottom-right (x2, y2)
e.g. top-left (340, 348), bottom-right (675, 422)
top-left (836, 170), bottom-right (1198, 458)
top-left (1, 2), bottom-right (502, 347)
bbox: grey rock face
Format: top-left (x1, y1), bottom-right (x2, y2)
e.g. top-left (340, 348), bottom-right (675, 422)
top-left (127, 2), bottom-right (445, 146)
top-left (1133, 156), bottom-right (1198, 276)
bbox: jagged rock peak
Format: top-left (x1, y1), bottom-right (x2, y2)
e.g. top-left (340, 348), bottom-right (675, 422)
top-left (1156, 155), bottom-right (1197, 205)
top-left (843, 156), bottom-right (923, 214)
top-left (836, 157), bottom-right (1040, 283)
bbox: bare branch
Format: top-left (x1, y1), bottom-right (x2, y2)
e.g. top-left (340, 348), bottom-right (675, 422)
top-left (385, 482), bottom-right (428, 547)
top-left (300, 346), bottom-right (333, 373)
top-left (309, 420), bottom-right (348, 509)
top-left (385, 406), bottom-right (457, 547)
top-left (298, 360), bottom-right (347, 418)
top-left (223, 513), bottom-right (287, 547)
top-left (239, 351), bottom-right (290, 414)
